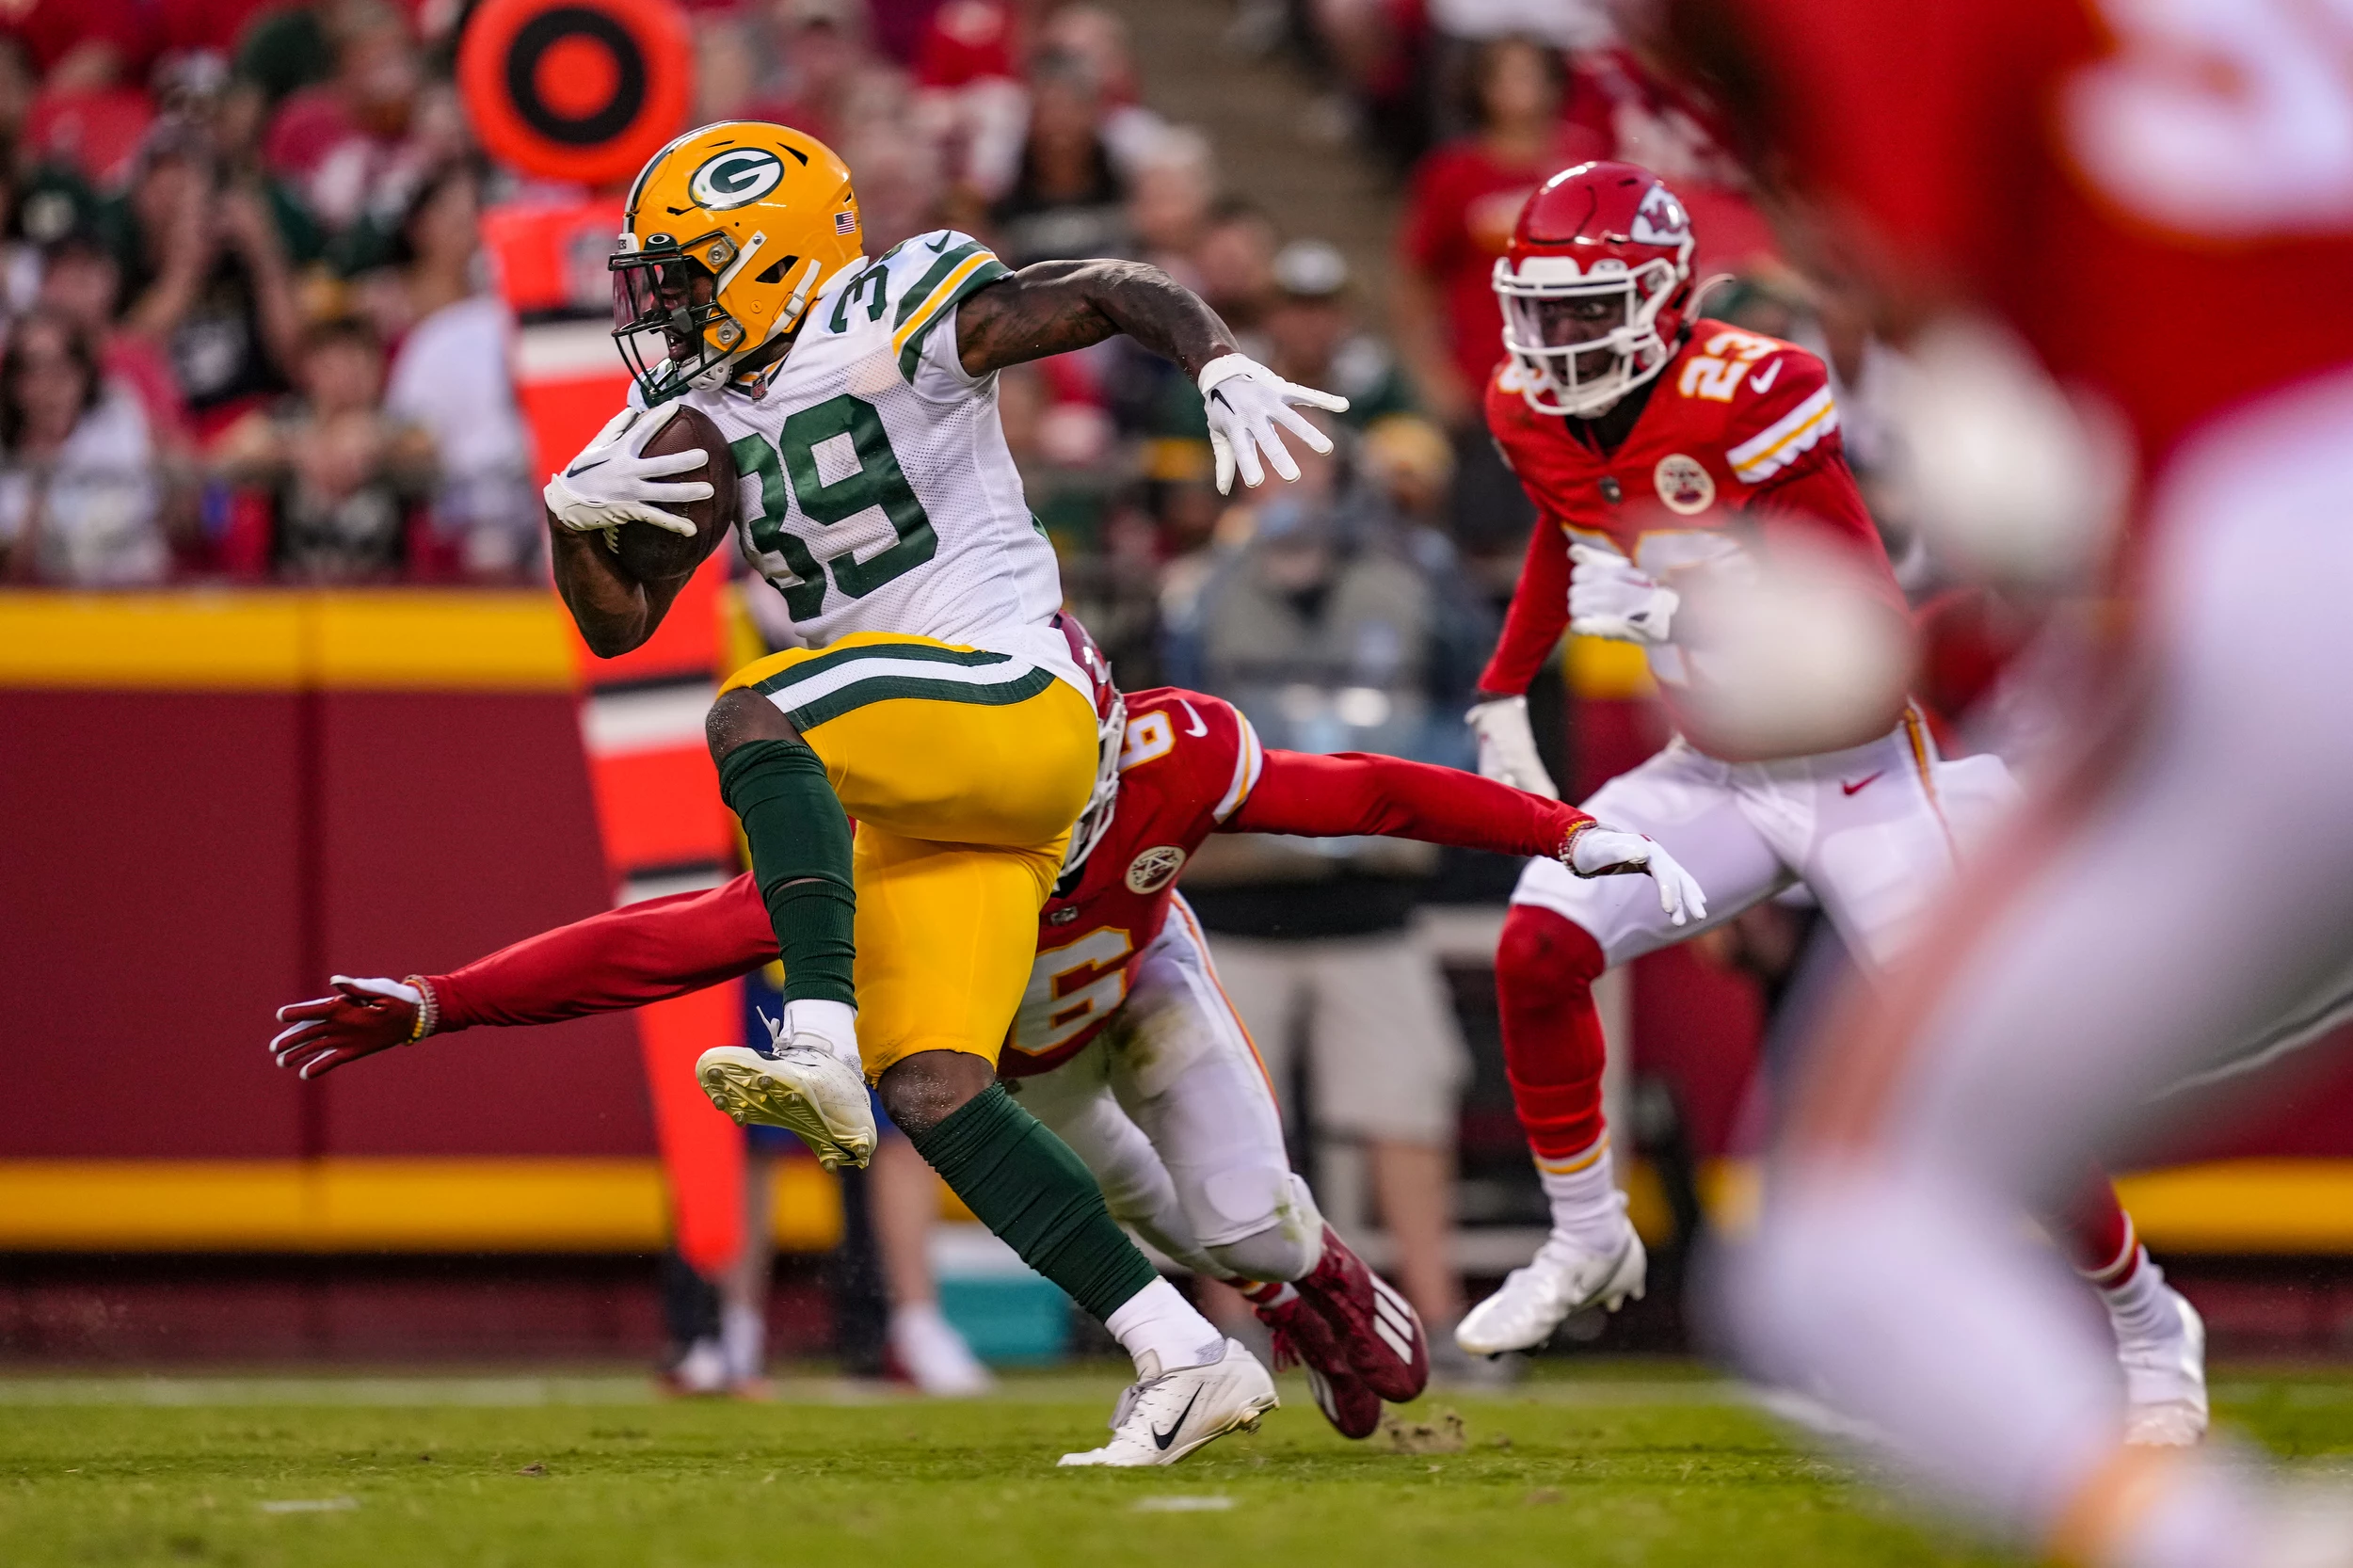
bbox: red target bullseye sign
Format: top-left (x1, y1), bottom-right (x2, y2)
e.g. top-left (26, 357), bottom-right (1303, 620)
top-left (458, 0), bottom-right (692, 186)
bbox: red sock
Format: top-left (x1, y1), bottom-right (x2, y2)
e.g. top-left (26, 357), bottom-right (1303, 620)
top-left (2057, 1175), bottom-right (2142, 1287)
top-left (1497, 904), bottom-right (1610, 1165)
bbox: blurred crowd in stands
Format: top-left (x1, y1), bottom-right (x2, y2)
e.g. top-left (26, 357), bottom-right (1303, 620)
top-left (0, 0), bottom-right (1811, 623)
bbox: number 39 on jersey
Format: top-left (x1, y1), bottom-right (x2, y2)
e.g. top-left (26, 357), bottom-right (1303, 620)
top-left (648, 229), bottom-right (1068, 653)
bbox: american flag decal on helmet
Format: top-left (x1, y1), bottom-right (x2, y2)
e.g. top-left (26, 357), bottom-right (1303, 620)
top-left (835, 211), bottom-right (857, 234)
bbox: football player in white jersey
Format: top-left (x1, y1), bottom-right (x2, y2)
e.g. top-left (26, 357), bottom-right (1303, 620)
top-left (537, 122), bottom-right (1342, 1466)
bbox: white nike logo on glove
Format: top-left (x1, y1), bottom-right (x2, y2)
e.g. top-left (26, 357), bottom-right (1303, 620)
top-left (1749, 360), bottom-right (1782, 394)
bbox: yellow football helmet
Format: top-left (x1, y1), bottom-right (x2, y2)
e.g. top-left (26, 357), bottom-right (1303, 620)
top-left (610, 121), bottom-right (864, 399)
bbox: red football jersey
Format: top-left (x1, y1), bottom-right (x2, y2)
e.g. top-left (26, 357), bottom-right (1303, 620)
top-left (1728, 0), bottom-right (2353, 480)
top-left (1478, 320), bottom-right (1903, 744)
top-left (1002, 687), bottom-right (1264, 1078)
top-left (427, 689), bottom-right (1588, 1066)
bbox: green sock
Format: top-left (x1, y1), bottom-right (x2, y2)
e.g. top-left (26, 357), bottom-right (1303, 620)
top-left (906, 1083), bottom-right (1159, 1321)
top-left (717, 739), bottom-right (856, 1009)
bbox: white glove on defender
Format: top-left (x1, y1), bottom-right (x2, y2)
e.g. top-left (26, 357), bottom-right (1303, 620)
top-left (1466, 695), bottom-right (1559, 799)
top-left (1198, 352), bottom-right (1349, 494)
top-left (543, 404), bottom-right (712, 536)
top-left (1568, 825), bottom-right (1708, 927)
top-left (1568, 543), bottom-right (1679, 644)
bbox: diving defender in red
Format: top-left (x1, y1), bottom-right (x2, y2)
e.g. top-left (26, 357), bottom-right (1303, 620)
top-left (271, 674), bottom-right (1693, 1440)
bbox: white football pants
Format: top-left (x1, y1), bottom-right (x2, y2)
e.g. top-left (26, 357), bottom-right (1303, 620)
top-left (1006, 895), bottom-right (1324, 1283)
top-left (1735, 369), bottom-right (2353, 1560)
top-left (1511, 711), bottom-right (2020, 974)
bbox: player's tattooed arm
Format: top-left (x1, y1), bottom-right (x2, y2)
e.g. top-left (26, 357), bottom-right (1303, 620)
top-left (546, 513), bottom-right (695, 657)
top-left (956, 260), bottom-right (1238, 379)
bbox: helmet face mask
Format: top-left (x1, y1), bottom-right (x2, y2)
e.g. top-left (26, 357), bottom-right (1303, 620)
top-left (611, 237), bottom-right (738, 396)
top-left (1060, 684), bottom-right (1129, 880)
top-left (1497, 255), bottom-right (1682, 417)
top-left (1493, 161), bottom-right (1696, 419)
top-left (610, 123), bottom-right (866, 403)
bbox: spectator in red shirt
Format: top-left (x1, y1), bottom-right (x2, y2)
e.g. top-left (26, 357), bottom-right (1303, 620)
top-left (1393, 35), bottom-right (1602, 551)
top-left (262, 0), bottom-right (427, 232)
top-left (1393, 36), bottom-right (1601, 430)
top-left (0, 0), bottom-right (152, 94)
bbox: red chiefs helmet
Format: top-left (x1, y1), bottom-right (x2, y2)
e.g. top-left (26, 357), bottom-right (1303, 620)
top-left (1052, 611), bottom-right (1128, 878)
top-left (1493, 161), bottom-right (1696, 417)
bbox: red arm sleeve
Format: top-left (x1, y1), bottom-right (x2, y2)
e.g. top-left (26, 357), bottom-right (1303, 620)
top-left (1743, 454), bottom-right (1912, 619)
top-left (427, 874), bottom-right (779, 1031)
top-left (1475, 511), bottom-right (1573, 696)
top-left (1228, 748), bottom-right (1591, 857)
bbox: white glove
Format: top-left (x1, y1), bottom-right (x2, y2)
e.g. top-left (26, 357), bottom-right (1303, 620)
top-left (1568, 542), bottom-right (1679, 644)
top-left (1567, 824), bottom-right (1708, 927)
top-left (1198, 352), bottom-right (1349, 494)
top-left (543, 403), bottom-right (712, 537)
top-left (1465, 695), bottom-right (1558, 799)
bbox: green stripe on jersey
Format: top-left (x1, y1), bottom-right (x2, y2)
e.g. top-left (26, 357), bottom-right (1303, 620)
top-left (892, 242), bottom-right (988, 329)
top-left (896, 259), bottom-right (1012, 382)
top-left (780, 666), bottom-right (1057, 732)
top-left (749, 640), bottom-right (1013, 699)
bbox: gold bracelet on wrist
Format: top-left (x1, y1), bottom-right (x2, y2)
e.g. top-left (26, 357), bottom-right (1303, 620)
top-left (404, 975), bottom-right (440, 1042)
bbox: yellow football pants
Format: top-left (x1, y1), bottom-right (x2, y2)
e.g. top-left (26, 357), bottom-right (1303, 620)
top-left (720, 632), bottom-right (1097, 1076)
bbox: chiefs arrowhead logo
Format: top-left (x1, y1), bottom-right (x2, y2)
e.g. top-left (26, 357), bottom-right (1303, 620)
top-left (1126, 845), bottom-right (1187, 895)
top-left (1631, 184), bottom-right (1690, 247)
top-left (1654, 453), bottom-right (1716, 515)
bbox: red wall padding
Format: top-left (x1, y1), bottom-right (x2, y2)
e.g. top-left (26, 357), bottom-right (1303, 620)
top-left (0, 689), bottom-right (655, 1161)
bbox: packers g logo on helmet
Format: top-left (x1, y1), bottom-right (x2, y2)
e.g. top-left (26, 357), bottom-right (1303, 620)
top-left (609, 122), bottom-right (864, 402)
top-left (689, 148), bottom-right (787, 211)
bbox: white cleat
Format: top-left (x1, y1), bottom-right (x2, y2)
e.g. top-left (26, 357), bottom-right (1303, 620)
top-left (696, 1041), bottom-right (876, 1171)
top-left (1454, 1224), bottom-right (1647, 1357)
top-left (1057, 1338), bottom-right (1278, 1467)
top-left (889, 1303), bottom-right (995, 1398)
top-left (2121, 1285), bottom-right (2209, 1447)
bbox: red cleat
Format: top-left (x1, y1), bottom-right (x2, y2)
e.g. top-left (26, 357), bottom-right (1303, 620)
top-left (1291, 1225), bottom-right (1429, 1403)
top-left (1253, 1286), bottom-right (1382, 1439)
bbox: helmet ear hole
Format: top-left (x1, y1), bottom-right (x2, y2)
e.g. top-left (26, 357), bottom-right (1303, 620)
top-left (755, 253), bottom-right (798, 286)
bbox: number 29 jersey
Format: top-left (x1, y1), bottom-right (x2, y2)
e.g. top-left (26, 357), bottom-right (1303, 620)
top-left (650, 231), bottom-right (1081, 691)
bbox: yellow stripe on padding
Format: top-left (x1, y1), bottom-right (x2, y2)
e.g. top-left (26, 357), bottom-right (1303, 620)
top-left (2112, 1160), bottom-right (2353, 1254)
top-left (0, 591), bottom-right (307, 687)
top-left (1694, 1157), bottom-right (2353, 1254)
top-left (0, 591), bottom-right (577, 691)
top-left (313, 593), bottom-right (574, 689)
top-left (0, 1159), bottom-right (842, 1253)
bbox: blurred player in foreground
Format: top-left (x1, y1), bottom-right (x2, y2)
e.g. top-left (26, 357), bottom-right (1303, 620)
top-left (538, 121), bottom-right (1343, 1464)
top-left (1451, 159), bottom-right (2205, 1441)
top-left (1657, 0), bottom-right (2353, 1560)
top-left (271, 651), bottom-right (1704, 1440)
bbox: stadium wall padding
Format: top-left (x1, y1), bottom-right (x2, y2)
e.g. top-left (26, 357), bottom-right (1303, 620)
top-left (3, 592), bottom-right (2350, 1256)
top-left (0, 590), bottom-right (835, 1254)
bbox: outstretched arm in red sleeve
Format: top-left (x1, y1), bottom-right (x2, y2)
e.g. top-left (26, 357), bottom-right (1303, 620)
top-left (270, 875), bottom-right (781, 1080)
top-left (430, 874), bottom-right (780, 1031)
top-left (1228, 747), bottom-right (1592, 857)
top-left (1475, 511), bottom-right (1574, 697)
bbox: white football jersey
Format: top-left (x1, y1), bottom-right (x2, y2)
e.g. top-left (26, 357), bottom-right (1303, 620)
top-left (632, 231), bottom-right (1081, 695)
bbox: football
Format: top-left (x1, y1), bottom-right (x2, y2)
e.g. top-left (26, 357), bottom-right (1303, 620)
top-left (614, 405), bottom-right (739, 584)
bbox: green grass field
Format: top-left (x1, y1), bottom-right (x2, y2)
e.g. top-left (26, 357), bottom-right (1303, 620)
top-left (4, 1363), bottom-right (2348, 1567)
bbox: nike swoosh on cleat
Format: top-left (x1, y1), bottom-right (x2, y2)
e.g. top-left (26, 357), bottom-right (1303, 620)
top-left (1749, 360), bottom-right (1783, 394)
top-left (1841, 772), bottom-right (1884, 796)
top-left (1153, 1387), bottom-right (1204, 1450)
